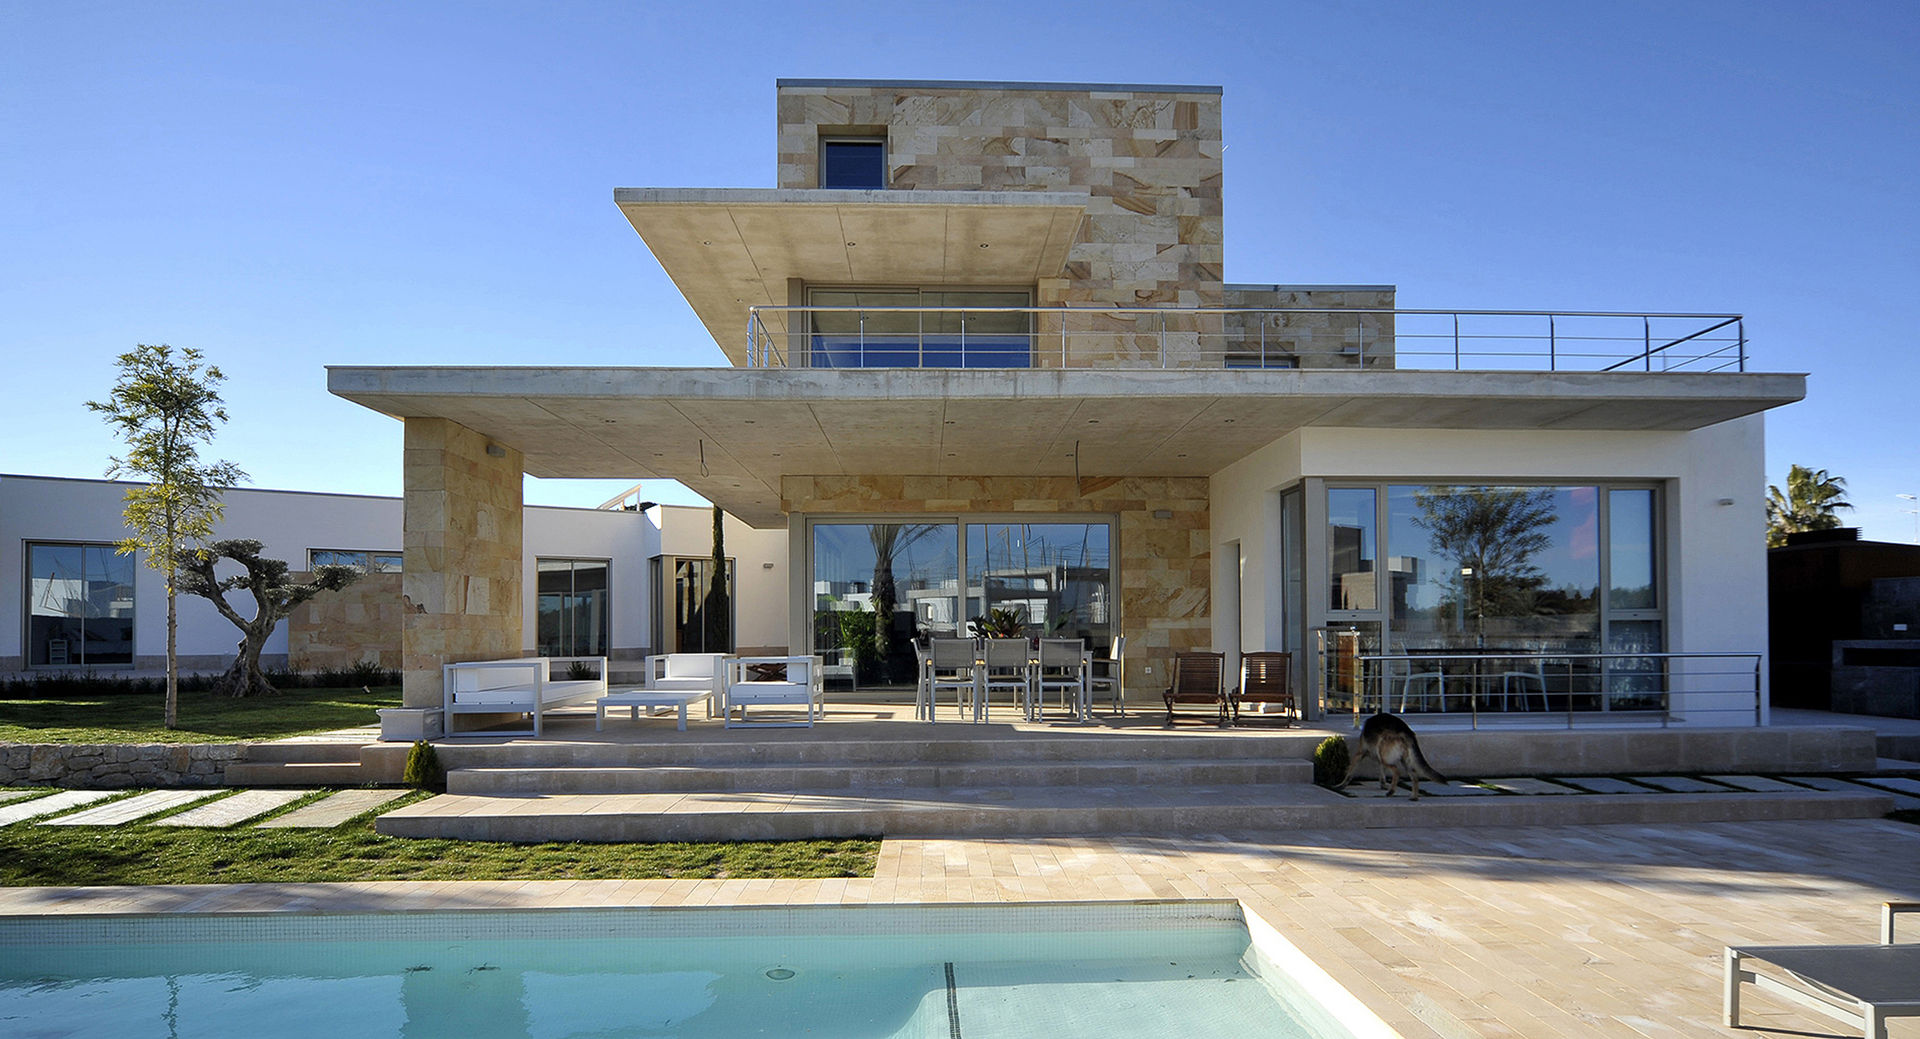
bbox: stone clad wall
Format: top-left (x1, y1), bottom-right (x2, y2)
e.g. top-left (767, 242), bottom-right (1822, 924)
top-left (1, 743), bottom-right (245, 788)
top-left (1221, 286), bottom-right (1397, 369)
top-left (400, 418), bottom-right (525, 710)
top-left (783, 474), bottom-right (1209, 695)
top-left (288, 571), bottom-right (403, 671)
top-left (776, 83), bottom-right (1225, 342)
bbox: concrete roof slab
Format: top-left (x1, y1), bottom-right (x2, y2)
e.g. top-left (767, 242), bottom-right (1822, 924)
top-left (615, 188), bottom-right (1089, 364)
top-left (330, 365), bottom-right (1805, 527)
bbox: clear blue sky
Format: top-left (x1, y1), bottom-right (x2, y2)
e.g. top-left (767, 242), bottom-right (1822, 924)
top-left (4, 1), bottom-right (1915, 538)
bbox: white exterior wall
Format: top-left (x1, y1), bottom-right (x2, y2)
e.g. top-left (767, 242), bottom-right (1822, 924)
top-left (1208, 416), bottom-right (1770, 725)
top-left (657, 505), bottom-right (789, 654)
top-left (521, 504), bottom-right (660, 659)
top-left (1, 474), bottom-right (663, 672)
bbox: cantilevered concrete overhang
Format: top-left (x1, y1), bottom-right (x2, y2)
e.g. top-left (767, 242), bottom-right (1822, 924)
top-left (615, 188), bottom-right (1088, 364)
top-left (329, 366), bottom-right (1805, 529)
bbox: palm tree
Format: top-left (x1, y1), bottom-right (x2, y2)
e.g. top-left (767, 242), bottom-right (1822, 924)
top-left (1767, 464), bottom-right (1852, 547)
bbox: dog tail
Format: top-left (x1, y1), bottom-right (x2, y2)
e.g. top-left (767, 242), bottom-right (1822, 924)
top-left (1409, 737), bottom-right (1448, 784)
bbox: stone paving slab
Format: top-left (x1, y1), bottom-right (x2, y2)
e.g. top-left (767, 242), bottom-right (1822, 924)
top-left (1784, 776), bottom-right (1868, 791)
top-left (1626, 775), bottom-right (1730, 793)
top-left (1704, 774), bottom-right (1806, 792)
top-left (0, 790), bottom-right (118, 825)
top-left (1858, 776), bottom-right (1920, 796)
top-left (1481, 777), bottom-right (1580, 795)
top-left (43, 789), bottom-right (224, 826)
top-left (0, 791), bottom-right (40, 806)
top-left (1412, 781), bottom-right (1500, 797)
top-left (156, 789), bottom-right (315, 828)
top-left (255, 788), bottom-right (410, 828)
top-left (1557, 776), bottom-right (1649, 794)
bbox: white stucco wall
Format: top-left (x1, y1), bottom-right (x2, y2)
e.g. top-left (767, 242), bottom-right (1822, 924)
top-left (520, 504), bottom-right (660, 659)
top-left (657, 504), bottom-right (789, 653)
top-left (1, 474), bottom-right (664, 672)
top-left (1208, 416), bottom-right (1770, 724)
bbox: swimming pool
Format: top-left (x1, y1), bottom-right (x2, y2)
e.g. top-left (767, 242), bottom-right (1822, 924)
top-left (0, 901), bottom-right (1394, 1038)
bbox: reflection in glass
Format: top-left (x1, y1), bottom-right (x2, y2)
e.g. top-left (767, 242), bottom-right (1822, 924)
top-left (1608, 489), bottom-right (1657, 609)
top-left (1327, 488), bottom-right (1377, 611)
top-left (26, 543), bottom-right (134, 667)
top-left (1385, 485), bottom-right (1599, 653)
top-left (813, 523), bottom-right (957, 682)
top-left (536, 559), bottom-right (610, 657)
top-left (965, 523), bottom-right (1112, 644)
top-left (808, 289), bottom-right (1031, 368)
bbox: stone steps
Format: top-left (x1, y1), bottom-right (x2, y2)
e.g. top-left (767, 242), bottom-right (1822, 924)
top-left (374, 786), bottom-right (1895, 843)
top-left (447, 757), bottom-right (1314, 795)
top-left (224, 761), bottom-right (372, 787)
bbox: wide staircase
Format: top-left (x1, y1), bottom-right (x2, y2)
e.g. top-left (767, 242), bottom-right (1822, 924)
top-left (351, 726), bottom-right (1896, 843)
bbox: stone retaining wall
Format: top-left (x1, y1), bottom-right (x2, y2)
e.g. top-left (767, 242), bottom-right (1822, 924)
top-left (0, 743), bottom-right (246, 788)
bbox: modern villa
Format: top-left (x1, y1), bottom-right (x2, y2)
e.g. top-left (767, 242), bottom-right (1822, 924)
top-left (325, 78), bottom-right (1804, 736)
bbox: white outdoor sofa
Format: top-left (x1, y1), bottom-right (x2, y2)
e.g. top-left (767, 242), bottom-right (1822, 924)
top-left (442, 656), bottom-right (607, 737)
top-left (722, 655), bottom-right (823, 728)
top-left (594, 653), bottom-right (729, 732)
top-left (1725, 901), bottom-right (1919, 1039)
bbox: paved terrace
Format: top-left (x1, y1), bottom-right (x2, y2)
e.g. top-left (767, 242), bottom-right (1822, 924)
top-left (2, 818), bottom-right (1915, 1037)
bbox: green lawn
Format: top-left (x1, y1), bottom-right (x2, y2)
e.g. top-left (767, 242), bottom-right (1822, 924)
top-left (0, 685), bottom-right (399, 743)
top-left (0, 791), bottom-right (880, 885)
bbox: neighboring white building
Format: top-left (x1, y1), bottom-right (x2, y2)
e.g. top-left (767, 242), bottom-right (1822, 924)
top-left (0, 474), bottom-right (785, 674)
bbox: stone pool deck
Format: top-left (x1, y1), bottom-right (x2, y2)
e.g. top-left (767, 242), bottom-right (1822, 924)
top-left (3, 817), bottom-right (1917, 1038)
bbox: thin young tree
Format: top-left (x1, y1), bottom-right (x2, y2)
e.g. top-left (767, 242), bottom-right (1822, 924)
top-left (1767, 464), bottom-right (1853, 547)
top-left (87, 344), bottom-right (245, 728)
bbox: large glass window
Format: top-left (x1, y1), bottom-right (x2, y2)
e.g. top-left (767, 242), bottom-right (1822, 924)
top-left (1327, 488), bottom-right (1377, 611)
top-left (965, 522), bottom-right (1112, 642)
top-left (1607, 489), bottom-right (1657, 610)
top-left (810, 517), bottom-right (1116, 684)
top-left (808, 288), bottom-right (1032, 368)
top-left (813, 522), bottom-right (958, 683)
top-left (1386, 485), bottom-right (1601, 652)
top-left (26, 543), bottom-right (135, 667)
top-left (536, 558), bottom-right (608, 658)
top-left (654, 556), bottom-right (734, 654)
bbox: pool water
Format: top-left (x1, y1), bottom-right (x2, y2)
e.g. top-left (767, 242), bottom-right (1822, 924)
top-left (0, 903), bottom-right (1380, 1038)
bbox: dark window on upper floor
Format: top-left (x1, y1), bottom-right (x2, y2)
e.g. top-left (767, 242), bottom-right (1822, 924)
top-left (821, 138), bottom-right (886, 189)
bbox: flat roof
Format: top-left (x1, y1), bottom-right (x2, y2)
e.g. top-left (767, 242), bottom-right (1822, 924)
top-left (777, 78), bottom-right (1222, 95)
top-left (329, 366), bottom-right (1806, 528)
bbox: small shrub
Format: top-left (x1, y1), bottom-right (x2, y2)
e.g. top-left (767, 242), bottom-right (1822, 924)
top-left (565, 660), bottom-right (594, 681)
top-left (402, 740), bottom-right (444, 792)
top-left (348, 659), bottom-right (391, 685)
top-left (1312, 735), bottom-right (1351, 788)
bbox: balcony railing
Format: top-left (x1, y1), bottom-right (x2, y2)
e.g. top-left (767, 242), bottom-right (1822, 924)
top-left (1311, 630), bottom-right (1763, 728)
top-left (745, 306), bottom-right (1747, 372)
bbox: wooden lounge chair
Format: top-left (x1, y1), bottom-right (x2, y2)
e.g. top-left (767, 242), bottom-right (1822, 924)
top-left (1162, 651), bottom-right (1227, 727)
top-left (1726, 901), bottom-right (1918, 1039)
top-left (1231, 651), bottom-right (1295, 726)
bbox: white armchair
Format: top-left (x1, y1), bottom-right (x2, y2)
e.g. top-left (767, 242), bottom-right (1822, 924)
top-left (723, 655), bottom-right (823, 728)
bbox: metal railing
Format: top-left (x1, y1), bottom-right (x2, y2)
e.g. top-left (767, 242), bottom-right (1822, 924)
top-left (1311, 630), bottom-right (1762, 728)
top-left (745, 306), bottom-right (1747, 373)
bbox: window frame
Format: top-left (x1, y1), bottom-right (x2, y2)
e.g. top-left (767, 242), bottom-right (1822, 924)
top-left (23, 539), bottom-right (137, 669)
top-left (819, 135), bottom-right (888, 189)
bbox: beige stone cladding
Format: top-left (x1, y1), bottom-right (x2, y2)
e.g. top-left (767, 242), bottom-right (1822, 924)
top-left (782, 474), bottom-right (1209, 696)
top-left (777, 82), bottom-right (1224, 365)
top-left (400, 418), bottom-right (524, 709)
top-left (287, 571), bottom-right (402, 672)
top-left (1220, 285), bottom-right (1397, 368)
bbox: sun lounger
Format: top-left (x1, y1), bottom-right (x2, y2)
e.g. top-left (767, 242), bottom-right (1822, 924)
top-left (1725, 901), bottom-right (1920, 1039)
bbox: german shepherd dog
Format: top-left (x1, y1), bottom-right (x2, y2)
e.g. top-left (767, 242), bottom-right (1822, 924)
top-left (1337, 712), bottom-right (1448, 800)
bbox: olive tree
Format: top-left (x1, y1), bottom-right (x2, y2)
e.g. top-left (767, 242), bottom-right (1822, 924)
top-left (87, 344), bottom-right (245, 727)
top-left (175, 539), bottom-right (360, 697)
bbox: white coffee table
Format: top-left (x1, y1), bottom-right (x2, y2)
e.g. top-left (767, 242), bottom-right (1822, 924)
top-left (596, 689), bottom-right (709, 732)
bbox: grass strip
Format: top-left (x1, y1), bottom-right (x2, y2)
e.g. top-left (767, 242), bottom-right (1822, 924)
top-left (0, 685), bottom-right (399, 744)
top-left (0, 800), bottom-right (879, 886)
